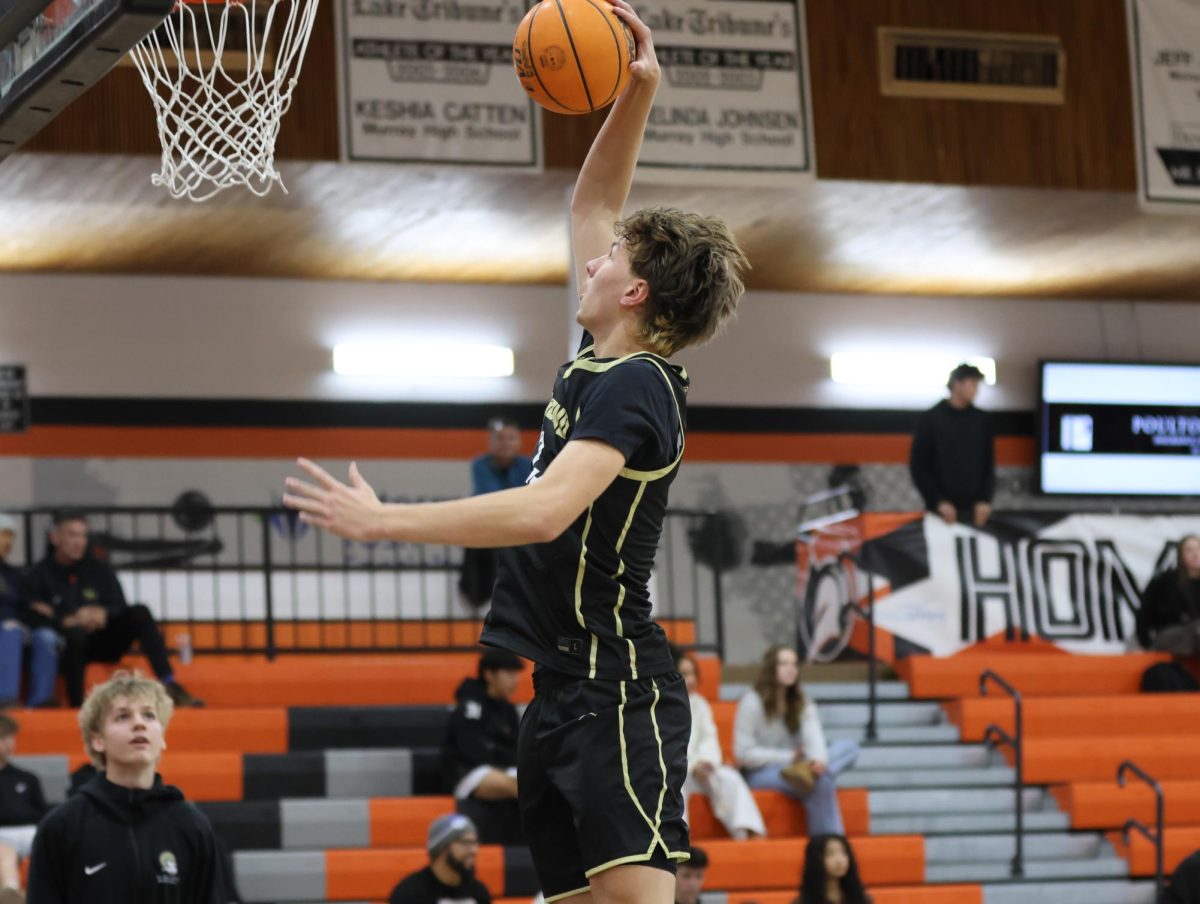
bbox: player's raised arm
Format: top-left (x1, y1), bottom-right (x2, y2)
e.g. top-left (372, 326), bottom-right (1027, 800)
top-left (569, 0), bottom-right (660, 288)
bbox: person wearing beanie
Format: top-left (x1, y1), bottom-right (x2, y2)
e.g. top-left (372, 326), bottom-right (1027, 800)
top-left (389, 814), bottom-right (491, 904)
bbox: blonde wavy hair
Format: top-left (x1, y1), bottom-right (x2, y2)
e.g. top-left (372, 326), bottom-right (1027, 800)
top-left (78, 670), bottom-right (174, 768)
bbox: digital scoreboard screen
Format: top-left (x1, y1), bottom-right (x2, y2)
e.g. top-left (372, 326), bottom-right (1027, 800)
top-left (1039, 361), bottom-right (1200, 496)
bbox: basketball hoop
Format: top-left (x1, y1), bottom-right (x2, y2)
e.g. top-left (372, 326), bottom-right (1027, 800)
top-left (129, 0), bottom-right (319, 201)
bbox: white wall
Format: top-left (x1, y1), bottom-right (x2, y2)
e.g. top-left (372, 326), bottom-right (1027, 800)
top-left (2, 272), bottom-right (1197, 409)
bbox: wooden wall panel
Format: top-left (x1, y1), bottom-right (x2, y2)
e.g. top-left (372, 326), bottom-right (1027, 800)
top-left (805, 0), bottom-right (1137, 190)
top-left (24, 0), bottom-right (339, 160)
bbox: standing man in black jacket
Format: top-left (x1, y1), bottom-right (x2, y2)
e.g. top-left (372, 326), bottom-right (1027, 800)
top-left (26, 671), bottom-right (225, 903)
top-left (441, 650), bottom-right (525, 845)
top-left (23, 511), bottom-right (202, 708)
top-left (0, 712), bottom-right (49, 904)
top-left (910, 363), bottom-right (996, 529)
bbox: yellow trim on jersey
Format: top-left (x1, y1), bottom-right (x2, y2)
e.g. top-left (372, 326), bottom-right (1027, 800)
top-left (617, 680), bottom-right (668, 857)
top-left (649, 676), bottom-right (670, 841)
top-left (583, 849), bottom-right (691, 879)
top-left (574, 505), bottom-right (600, 679)
top-left (612, 480), bottom-right (647, 678)
top-left (575, 343), bottom-right (595, 359)
top-left (562, 351), bottom-right (641, 379)
top-left (545, 886), bottom-right (591, 903)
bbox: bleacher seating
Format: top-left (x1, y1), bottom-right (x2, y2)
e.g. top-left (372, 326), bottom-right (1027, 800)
top-left (16, 643), bottom-right (1200, 903)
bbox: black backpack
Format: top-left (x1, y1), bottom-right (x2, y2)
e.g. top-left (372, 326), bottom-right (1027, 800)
top-left (1141, 662), bottom-right (1200, 693)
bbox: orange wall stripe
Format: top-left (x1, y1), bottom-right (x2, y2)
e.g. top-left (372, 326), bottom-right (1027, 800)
top-left (0, 426), bottom-right (1036, 465)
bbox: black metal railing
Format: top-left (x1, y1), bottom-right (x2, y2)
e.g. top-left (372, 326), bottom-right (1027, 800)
top-left (13, 506), bottom-right (729, 659)
top-left (838, 550), bottom-right (878, 743)
top-left (980, 669), bottom-right (1024, 878)
top-left (1117, 760), bottom-right (1165, 901)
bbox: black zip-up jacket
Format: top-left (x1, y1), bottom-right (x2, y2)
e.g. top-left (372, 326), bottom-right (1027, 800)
top-left (23, 553), bottom-right (129, 630)
top-left (0, 761), bottom-right (48, 826)
top-left (26, 772), bottom-right (224, 904)
top-left (440, 677), bottom-right (519, 791)
top-left (909, 399), bottom-right (995, 512)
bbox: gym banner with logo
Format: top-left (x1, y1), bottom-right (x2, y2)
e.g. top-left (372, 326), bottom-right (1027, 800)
top-left (797, 512), bottom-right (1200, 661)
top-left (1128, 0), bottom-right (1200, 209)
top-left (340, 0), bottom-right (541, 167)
top-left (635, 0), bottom-right (814, 184)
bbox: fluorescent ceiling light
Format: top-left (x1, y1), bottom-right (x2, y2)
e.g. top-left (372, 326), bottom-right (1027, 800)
top-left (333, 342), bottom-right (514, 379)
top-left (830, 353), bottom-right (996, 388)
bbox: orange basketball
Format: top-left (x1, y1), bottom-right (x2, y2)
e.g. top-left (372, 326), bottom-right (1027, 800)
top-left (513, 0), bottom-right (635, 115)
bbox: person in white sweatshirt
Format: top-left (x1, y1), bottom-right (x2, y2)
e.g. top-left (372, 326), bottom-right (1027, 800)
top-left (675, 649), bottom-right (766, 840)
top-left (733, 645), bottom-right (859, 836)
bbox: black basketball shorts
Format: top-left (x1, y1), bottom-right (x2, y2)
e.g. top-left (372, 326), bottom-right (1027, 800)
top-left (517, 669), bottom-right (692, 902)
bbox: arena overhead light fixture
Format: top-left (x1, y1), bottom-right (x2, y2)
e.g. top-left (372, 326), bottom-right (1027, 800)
top-left (830, 353), bottom-right (996, 388)
top-left (332, 342), bottom-right (515, 379)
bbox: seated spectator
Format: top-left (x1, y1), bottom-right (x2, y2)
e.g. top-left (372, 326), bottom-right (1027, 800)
top-left (797, 834), bottom-right (871, 904)
top-left (23, 511), bottom-right (202, 708)
top-left (1137, 534), bottom-right (1200, 655)
top-left (441, 650), bottom-right (523, 845)
top-left (734, 645), bottom-right (859, 836)
top-left (26, 670), bottom-right (225, 903)
top-left (1166, 848), bottom-right (1200, 904)
top-left (389, 813), bottom-right (490, 904)
top-left (0, 713), bottom-right (48, 904)
top-left (674, 648), bottom-right (764, 839)
top-left (0, 515), bottom-right (57, 708)
top-left (674, 846), bottom-right (708, 904)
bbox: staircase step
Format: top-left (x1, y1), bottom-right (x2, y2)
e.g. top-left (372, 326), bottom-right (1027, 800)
top-left (870, 787), bottom-right (1050, 815)
top-left (982, 879), bottom-right (1156, 904)
top-left (826, 725), bottom-right (962, 744)
top-left (843, 766), bottom-right (1015, 789)
top-left (819, 701), bottom-right (945, 728)
top-left (870, 810), bottom-right (1072, 835)
top-left (927, 857), bottom-right (1129, 883)
top-left (855, 744), bottom-right (992, 769)
top-left (926, 832), bottom-right (1110, 863)
top-left (719, 681), bottom-right (911, 703)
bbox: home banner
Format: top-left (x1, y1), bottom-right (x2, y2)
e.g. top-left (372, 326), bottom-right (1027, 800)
top-left (1128, 0), bottom-right (1200, 209)
top-left (798, 512), bottom-right (1200, 660)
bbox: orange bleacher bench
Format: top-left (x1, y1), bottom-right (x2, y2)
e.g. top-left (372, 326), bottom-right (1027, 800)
top-left (1110, 826), bottom-right (1200, 876)
top-left (701, 837), bottom-right (924, 890)
top-left (945, 695), bottom-right (1200, 742)
top-left (15, 707), bottom-right (289, 755)
top-left (689, 789), bottom-right (869, 839)
top-left (897, 653), bottom-right (1170, 700)
top-left (1053, 781), bottom-right (1200, 830)
top-left (86, 649), bottom-right (721, 707)
top-left (724, 888), bottom-right (981, 904)
top-left (1003, 737), bottom-right (1200, 784)
top-left (370, 796), bottom-right (458, 847)
top-left (326, 847), bottom-right (506, 900)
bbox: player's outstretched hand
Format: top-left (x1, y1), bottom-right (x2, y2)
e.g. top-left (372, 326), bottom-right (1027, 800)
top-left (283, 458), bottom-right (382, 541)
top-left (609, 0), bottom-right (659, 85)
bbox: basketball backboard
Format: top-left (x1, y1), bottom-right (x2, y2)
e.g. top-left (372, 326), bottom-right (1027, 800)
top-left (0, 0), bottom-right (172, 160)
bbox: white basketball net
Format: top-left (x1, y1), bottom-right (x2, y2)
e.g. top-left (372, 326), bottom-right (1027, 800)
top-left (129, 0), bottom-right (319, 201)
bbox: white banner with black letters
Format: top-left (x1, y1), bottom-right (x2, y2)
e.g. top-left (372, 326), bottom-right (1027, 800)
top-left (1128, 0), bottom-right (1200, 209)
top-left (340, 0), bottom-right (541, 168)
top-left (635, 0), bottom-right (814, 183)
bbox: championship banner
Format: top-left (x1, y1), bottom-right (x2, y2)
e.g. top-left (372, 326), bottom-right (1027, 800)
top-left (1128, 0), bottom-right (1200, 209)
top-left (797, 512), bottom-right (1200, 661)
top-left (340, 0), bottom-right (541, 167)
top-left (635, 0), bottom-right (814, 183)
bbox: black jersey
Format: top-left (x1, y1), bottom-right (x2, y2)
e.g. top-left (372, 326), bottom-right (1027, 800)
top-left (480, 334), bottom-right (687, 680)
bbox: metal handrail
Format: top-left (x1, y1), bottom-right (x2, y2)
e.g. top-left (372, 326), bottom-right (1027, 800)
top-left (980, 669), bottom-right (1024, 877)
top-left (838, 550), bottom-right (878, 742)
top-left (1117, 760), bottom-right (1165, 901)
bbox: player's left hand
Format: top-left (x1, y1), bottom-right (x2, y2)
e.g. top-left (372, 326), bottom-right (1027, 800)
top-left (283, 459), bottom-right (383, 541)
top-left (609, 0), bottom-right (660, 85)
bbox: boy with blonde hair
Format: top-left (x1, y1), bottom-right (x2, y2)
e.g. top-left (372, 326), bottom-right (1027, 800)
top-left (26, 672), bottom-right (225, 903)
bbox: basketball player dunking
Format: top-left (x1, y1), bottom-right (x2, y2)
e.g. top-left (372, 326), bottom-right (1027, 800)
top-left (282, 5), bottom-right (747, 903)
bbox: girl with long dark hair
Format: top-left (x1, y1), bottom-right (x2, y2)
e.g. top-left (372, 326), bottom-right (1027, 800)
top-left (798, 834), bottom-right (871, 904)
top-left (1137, 534), bottom-right (1200, 654)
